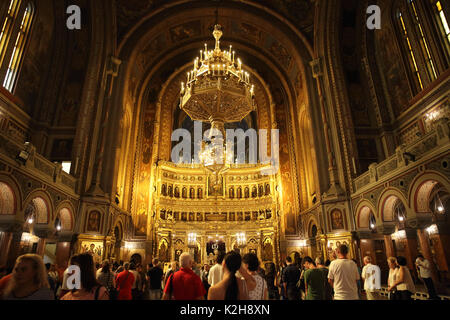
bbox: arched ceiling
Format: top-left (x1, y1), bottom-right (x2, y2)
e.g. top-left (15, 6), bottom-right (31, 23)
top-left (116, 2), bottom-right (315, 118)
top-left (115, 0), bottom-right (315, 45)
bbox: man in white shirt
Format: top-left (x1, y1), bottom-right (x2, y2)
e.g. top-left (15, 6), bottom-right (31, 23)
top-left (416, 255), bottom-right (438, 299)
top-left (208, 252), bottom-right (225, 287)
top-left (361, 256), bottom-right (381, 300)
top-left (328, 244), bottom-right (360, 300)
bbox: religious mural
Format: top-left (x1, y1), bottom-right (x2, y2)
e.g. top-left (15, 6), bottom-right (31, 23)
top-left (330, 209), bottom-right (345, 230)
top-left (80, 241), bottom-right (104, 264)
top-left (86, 210), bottom-right (101, 232)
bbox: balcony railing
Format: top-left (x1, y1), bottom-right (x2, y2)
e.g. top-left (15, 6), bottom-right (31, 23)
top-left (0, 132), bottom-right (77, 194)
top-left (353, 118), bottom-right (449, 192)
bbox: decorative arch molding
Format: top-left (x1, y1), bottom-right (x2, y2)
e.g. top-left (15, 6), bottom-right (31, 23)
top-left (377, 188), bottom-right (410, 222)
top-left (54, 201), bottom-right (76, 232)
top-left (354, 199), bottom-right (378, 230)
top-left (112, 216), bottom-right (126, 238)
top-left (306, 216), bottom-right (320, 238)
top-left (0, 174), bottom-right (22, 215)
top-left (22, 189), bottom-right (53, 225)
top-left (408, 171), bottom-right (450, 213)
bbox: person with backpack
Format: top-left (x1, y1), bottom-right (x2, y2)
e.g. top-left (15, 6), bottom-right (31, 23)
top-left (97, 260), bottom-right (117, 300)
top-left (115, 262), bottom-right (135, 300)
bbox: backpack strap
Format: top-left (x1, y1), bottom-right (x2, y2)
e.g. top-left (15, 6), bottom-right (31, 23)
top-left (168, 272), bottom-right (174, 300)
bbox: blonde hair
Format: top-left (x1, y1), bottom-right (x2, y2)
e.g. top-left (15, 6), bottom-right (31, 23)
top-left (4, 254), bottom-right (49, 297)
top-left (387, 257), bottom-right (397, 265)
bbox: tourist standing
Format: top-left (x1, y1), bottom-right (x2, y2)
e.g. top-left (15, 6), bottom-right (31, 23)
top-left (277, 261), bottom-right (287, 300)
top-left (302, 256), bottom-right (325, 300)
top-left (147, 259), bottom-right (164, 300)
top-left (3, 254), bottom-right (54, 300)
top-left (192, 261), bottom-right (201, 278)
top-left (387, 257), bottom-right (399, 300)
top-left (208, 252), bottom-right (225, 287)
top-left (242, 253), bottom-right (268, 300)
top-left (282, 256), bottom-right (300, 300)
top-left (45, 263), bottom-right (56, 293)
top-left (57, 255), bottom-right (80, 299)
top-left (201, 264), bottom-right (211, 298)
top-left (316, 257), bottom-right (333, 300)
top-left (327, 244), bottom-right (360, 300)
top-left (96, 260), bottom-right (109, 278)
top-left (208, 251), bottom-right (249, 300)
top-left (388, 256), bottom-right (415, 300)
top-left (164, 261), bottom-right (178, 287)
top-left (129, 263), bottom-right (141, 300)
top-left (265, 262), bottom-right (279, 300)
top-left (97, 260), bottom-right (116, 299)
top-left (116, 262), bottom-right (135, 300)
top-left (361, 256), bottom-right (381, 300)
top-left (61, 253), bottom-right (109, 300)
top-left (162, 253), bottom-right (205, 300)
top-left (416, 255), bottom-right (439, 299)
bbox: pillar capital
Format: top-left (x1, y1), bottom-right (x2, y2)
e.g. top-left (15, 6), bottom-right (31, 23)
top-left (57, 231), bottom-right (74, 243)
top-left (0, 219), bottom-right (23, 233)
top-left (403, 227), bottom-right (419, 239)
top-left (33, 225), bottom-right (55, 239)
top-left (376, 224), bottom-right (396, 235)
top-left (353, 230), bottom-right (374, 240)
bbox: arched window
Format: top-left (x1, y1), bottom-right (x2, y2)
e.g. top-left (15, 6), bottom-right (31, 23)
top-left (433, 1), bottom-right (450, 54)
top-left (397, 10), bottom-right (424, 91)
top-left (408, 0), bottom-right (437, 80)
top-left (0, 0), bottom-right (21, 67)
top-left (1, 2), bottom-right (34, 92)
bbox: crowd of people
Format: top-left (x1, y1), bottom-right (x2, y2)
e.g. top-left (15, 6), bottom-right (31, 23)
top-left (0, 244), bottom-right (440, 300)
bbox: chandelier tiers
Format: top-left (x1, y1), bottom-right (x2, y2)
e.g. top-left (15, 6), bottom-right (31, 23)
top-left (179, 24), bottom-right (256, 137)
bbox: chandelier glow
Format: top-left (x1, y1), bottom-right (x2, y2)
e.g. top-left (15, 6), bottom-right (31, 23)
top-left (179, 24), bottom-right (256, 173)
top-left (180, 24), bottom-right (256, 134)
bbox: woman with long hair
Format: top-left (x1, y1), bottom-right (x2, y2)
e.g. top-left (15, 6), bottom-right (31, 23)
top-left (242, 253), bottom-right (268, 300)
top-left (61, 253), bottom-right (109, 300)
top-left (208, 251), bottom-right (249, 300)
top-left (388, 256), bottom-right (416, 300)
top-left (387, 257), bottom-right (399, 300)
top-left (97, 260), bottom-right (116, 298)
top-left (3, 254), bottom-right (54, 300)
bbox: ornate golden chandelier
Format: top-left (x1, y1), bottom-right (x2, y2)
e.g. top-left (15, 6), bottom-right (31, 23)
top-left (180, 24), bottom-right (256, 136)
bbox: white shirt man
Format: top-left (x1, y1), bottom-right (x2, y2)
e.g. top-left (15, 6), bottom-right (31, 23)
top-left (361, 256), bottom-right (381, 300)
top-left (416, 257), bottom-right (431, 278)
top-left (328, 245), bottom-right (360, 300)
top-left (416, 255), bottom-right (438, 299)
top-left (208, 253), bottom-right (225, 287)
